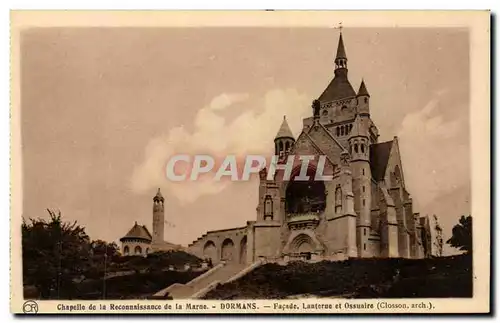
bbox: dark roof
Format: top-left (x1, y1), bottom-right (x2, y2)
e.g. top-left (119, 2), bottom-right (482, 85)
top-left (357, 79), bottom-right (370, 97)
top-left (318, 70), bottom-right (356, 103)
top-left (275, 116), bottom-right (294, 140)
top-left (370, 140), bottom-right (393, 181)
top-left (120, 222), bottom-right (152, 242)
top-left (318, 32), bottom-right (356, 103)
top-left (336, 33), bottom-right (347, 59)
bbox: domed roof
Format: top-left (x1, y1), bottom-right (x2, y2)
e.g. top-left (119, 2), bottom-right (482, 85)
top-left (120, 222), bottom-right (152, 242)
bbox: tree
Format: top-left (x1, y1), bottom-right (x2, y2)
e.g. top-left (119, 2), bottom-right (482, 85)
top-left (22, 209), bottom-right (91, 298)
top-left (446, 215), bottom-right (472, 254)
top-left (90, 240), bottom-right (120, 258)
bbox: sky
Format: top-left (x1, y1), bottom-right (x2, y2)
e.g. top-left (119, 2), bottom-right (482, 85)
top-left (20, 27), bottom-right (470, 254)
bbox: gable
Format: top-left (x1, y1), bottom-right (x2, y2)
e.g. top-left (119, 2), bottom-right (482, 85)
top-left (383, 137), bottom-right (406, 187)
top-left (289, 131), bottom-right (336, 170)
top-left (370, 140), bottom-right (393, 181)
top-left (305, 123), bottom-right (346, 164)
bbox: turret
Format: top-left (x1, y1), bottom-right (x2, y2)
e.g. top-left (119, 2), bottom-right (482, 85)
top-left (274, 116), bottom-right (295, 161)
top-left (348, 115), bottom-right (370, 162)
top-left (152, 188), bottom-right (165, 243)
top-left (357, 79), bottom-right (370, 116)
top-left (348, 116), bottom-right (372, 257)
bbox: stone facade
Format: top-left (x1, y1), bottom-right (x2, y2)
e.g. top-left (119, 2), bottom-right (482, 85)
top-left (122, 238), bottom-right (152, 257)
top-left (120, 222), bottom-right (153, 257)
top-left (187, 32), bottom-right (440, 264)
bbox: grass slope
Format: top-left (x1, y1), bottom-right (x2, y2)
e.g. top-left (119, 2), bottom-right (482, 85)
top-left (203, 254), bottom-right (472, 299)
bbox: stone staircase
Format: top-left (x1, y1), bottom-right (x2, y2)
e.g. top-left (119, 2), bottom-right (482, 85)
top-left (153, 262), bottom-right (250, 299)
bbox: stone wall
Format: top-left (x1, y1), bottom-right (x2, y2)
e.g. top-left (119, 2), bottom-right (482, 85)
top-left (187, 226), bottom-right (249, 264)
top-left (121, 239), bottom-right (151, 257)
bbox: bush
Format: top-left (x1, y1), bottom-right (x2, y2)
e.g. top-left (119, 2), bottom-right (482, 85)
top-left (203, 255), bottom-right (473, 299)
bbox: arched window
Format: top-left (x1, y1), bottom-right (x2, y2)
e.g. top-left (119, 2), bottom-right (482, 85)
top-left (350, 124), bottom-right (353, 132)
top-left (322, 110), bottom-right (328, 116)
top-left (341, 105), bottom-right (347, 110)
top-left (134, 246), bottom-right (142, 255)
top-left (391, 165), bottom-right (402, 187)
top-left (361, 144), bottom-right (365, 153)
top-left (336, 127), bottom-right (340, 136)
top-left (285, 141), bottom-right (290, 152)
top-left (335, 186), bottom-right (342, 205)
top-left (264, 195), bottom-right (273, 219)
top-left (279, 141), bottom-right (283, 153)
top-left (123, 246), bottom-right (129, 255)
top-left (335, 185), bottom-right (342, 213)
top-left (394, 165), bottom-right (401, 180)
top-left (364, 98), bottom-right (368, 104)
top-left (354, 144), bottom-right (358, 153)
top-left (362, 186), bottom-right (365, 193)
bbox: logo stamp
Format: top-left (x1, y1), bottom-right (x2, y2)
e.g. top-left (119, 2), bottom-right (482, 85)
top-left (23, 300), bottom-right (38, 314)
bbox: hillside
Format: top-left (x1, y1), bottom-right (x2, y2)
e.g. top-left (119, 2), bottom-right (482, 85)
top-left (24, 250), bottom-right (206, 300)
top-left (203, 254), bottom-right (472, 299)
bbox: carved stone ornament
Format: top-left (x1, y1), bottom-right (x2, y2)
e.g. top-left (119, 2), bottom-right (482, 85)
top-left (312, 99), bottom-right (321, 117)
top-left (340, 151), bottom-right (350, 166)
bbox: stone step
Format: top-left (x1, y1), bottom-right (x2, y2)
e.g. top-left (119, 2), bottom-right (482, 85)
top-left (161, 263), bottom-right (247, 299)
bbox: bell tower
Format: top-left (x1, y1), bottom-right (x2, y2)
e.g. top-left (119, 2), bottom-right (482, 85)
top-left (274, 116), bottom-right (295, 162)
top-left (152, 188), bottom-right (165, 243)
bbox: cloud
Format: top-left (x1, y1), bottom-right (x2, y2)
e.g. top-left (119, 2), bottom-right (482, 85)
top-left (397, 90), bottom-right (469, 209)
top-left (130, 89), bottom-right (310, 203)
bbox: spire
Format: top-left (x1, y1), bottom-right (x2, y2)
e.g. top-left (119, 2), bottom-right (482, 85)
top-left (274, 116), bottom-right (294, 140)
top-left (153, 188), bottom-right (164, 202)
top-left (319, 31), bottom-right (355, 103)
top-left (336, 32), bottom-right (347, 60)
top-left (334, 32), bottom-right (347, 70)
top-left (357, 79), bottom-right (370, 97)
